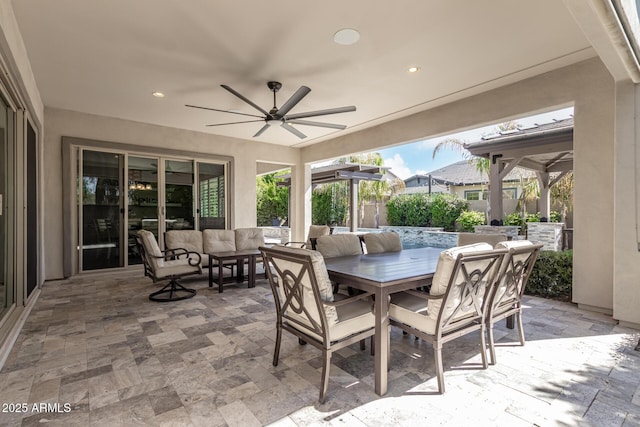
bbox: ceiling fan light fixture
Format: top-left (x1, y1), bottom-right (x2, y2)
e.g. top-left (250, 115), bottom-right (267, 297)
top-left (266, 118), bottom-right (282, 126)
top-left (333, 28), bottom-right (360, 45)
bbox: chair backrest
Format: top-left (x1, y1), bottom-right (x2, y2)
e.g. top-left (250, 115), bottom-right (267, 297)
top-left (363, 232), bottom-right (403, 254)
top-left (165, 230), bottom-right (203, 254)
top-left (235, 227), bottom-right (265, 250)
top-left (428, 243), bottom-right (506, 334)
top-left (136, 229), bottom-right (164, 274)
top-left (315, 234), bottom-right (363, 258)
top-left (306, 225), bottom-right (331, 247)
top-left (261, 246), bottom-right (338, 342)
top-left (488, 240), bottom-right (543, 317)
top-left (203, 229), bottom-right (236, 253)
top-left (457, 232), bottom-right (507, 248)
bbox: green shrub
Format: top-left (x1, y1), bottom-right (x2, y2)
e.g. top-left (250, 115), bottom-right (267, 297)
top-left (456, 210), bottom-right (485, 232)
top-left (430, 194), bottom-right (469, 231)
top-left (526, 250), bottom-right (573, 300)
top-left (504, 212), bottom-right (524, 228)
top-left (386, 193), bottom-right (468, 230)
top-left (387, 193), bottom-right (432, 226)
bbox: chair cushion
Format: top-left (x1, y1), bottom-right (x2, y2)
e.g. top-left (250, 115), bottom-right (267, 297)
top-left (154, 259), bottom-right (201, 279)
top-left (315, 234), bottom-right (362, 258)
top-left (457, 232), bottom-right (507, 248)
top-left (203, 229), bottom-right (236, 252)
top-left (307, 225), bottom-right (331, 247)
top-left (235, 228), bottom-right (265, 250)
top-left (138, 230), bottom-right (164, 269)
top-left (495, 239), bottom-right (533, 250)
top-left (389, 292), bottom-right (436, 334)
top-left (427, 243), bottom-right (493, 323)
top-left (493, 240), bottom-right (534, 308)
top-left (363, 232), bottom-right (402, 254)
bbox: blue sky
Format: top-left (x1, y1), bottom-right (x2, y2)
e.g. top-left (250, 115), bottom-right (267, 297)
top-left (377, 107), bottom-right (574, 179)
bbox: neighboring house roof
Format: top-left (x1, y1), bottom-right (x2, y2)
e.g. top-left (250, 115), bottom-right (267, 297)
top-left (402, 183), bottom-right (450, 194)
top-left (405, 160), bottom-right (535, 186)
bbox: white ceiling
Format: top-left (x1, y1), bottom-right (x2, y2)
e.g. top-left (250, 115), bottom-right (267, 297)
top-left (11, 0), bottom-right (594, 148)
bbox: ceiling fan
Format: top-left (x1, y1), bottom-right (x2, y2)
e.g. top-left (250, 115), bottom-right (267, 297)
top-left (186, 81), bottom-right (356, 139)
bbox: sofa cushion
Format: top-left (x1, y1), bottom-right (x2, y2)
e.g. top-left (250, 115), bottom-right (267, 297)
top-left (203, 229), bottom-right (236, 253)
top-left (235, 228), bottom-right (264, 250)
top-left (138, 230), bottom-right (164, 270)
top-left (165, 230), bottom-right (203, 254)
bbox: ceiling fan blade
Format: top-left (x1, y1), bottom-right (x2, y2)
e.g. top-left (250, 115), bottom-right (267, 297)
top-left (205, 119), bottom-right (265, 127)
top-left (221, 85), bottom-right (269, 116)
top-left (285, 105), bottom-right (356, 120)
top-left (275, 86), bottom-right (311, 117)
top-left (286, 119), bottom-right (347, 130)
top-left (186, 104), bottom-right (263, 119)
top-left (253, 124), bottom-right (271, 138)
top-left (281, 123), bottom-right (307, 139)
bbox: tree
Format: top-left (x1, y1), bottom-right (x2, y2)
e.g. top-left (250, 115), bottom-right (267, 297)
top-left (550, 172), bottom-right (574, 223)
top-left (256, 172), bottom-right (289, 226)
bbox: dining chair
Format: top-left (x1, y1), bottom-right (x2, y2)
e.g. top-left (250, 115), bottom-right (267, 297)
top-left (485, 240), bottom-right (543, 364)
top-left (362, 231), bottom-right (403, 254)
top-left (457, 232), bottom-right (507, 247)
top-left (135, 230), bottom-right (202, 302)
top-left (388, 243), bottom-right (507, 393)
top-left (260, 245), bottom-right (375, 402)
top-left (314, 234), bottom-right (364, 294)
top-left (282, 224), bottom-right (332, 248)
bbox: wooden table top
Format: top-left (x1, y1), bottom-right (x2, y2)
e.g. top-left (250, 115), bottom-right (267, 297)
top-left (324, 246), bottom-right (443, 286)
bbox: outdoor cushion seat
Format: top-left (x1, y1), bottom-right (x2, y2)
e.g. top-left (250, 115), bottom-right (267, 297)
top-left (314, 234), bottom-right (363, 258)
top-left (260, 245), bottom-right (374, 402)
top-left (165, 230), bottom-right (209, 266)
top-left (136, 230), bottom-right (201, 302)
top-left (457, 232), bottom-right (507, 247)
top-left (389, 243), bottom-right (506, 393)
top-left (363, 231), bottom-right (403, 254)
top-left (235, 227), bottom-right (265, 250)
top-left (486, 240), bottom-right (543, 364)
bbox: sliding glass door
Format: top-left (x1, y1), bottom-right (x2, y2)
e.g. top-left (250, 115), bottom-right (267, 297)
top-left (198, 162), bottom-right (225, 230)
top-left (127, 156), bottom-right (158, 266)
top-left (0, 95), bottom-right (14, 319)
top-left (81, 150), bottom-right (123, 271)
top-left (165, 159), bottom-right (194, 231)
top-left (78, 150), bottom-right (226, 272)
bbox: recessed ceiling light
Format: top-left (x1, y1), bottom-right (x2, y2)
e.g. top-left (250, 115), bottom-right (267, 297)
top-left (334, 28), bottom-right (360, 45)
top-left (152, 92), bottom-right (165, 98)
top-left (408, 66), bottom-right (420, 73)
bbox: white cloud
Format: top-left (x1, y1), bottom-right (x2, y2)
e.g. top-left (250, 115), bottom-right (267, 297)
top-left (384, 154), bottom-right (412, 179)
top-left (415, 169), bottom-right (427, 175)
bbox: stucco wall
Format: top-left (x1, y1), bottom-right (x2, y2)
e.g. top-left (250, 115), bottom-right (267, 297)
top-left (301, 58), bottom-right (622, 321)
top-left (43, 108), bottom-right (299, 280)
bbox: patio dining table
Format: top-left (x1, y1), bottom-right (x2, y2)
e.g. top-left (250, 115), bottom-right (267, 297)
top-left (324, 246), bottom-right (443, 396)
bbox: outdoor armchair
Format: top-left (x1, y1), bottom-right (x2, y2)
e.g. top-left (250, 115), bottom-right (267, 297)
top-left (136, 230), bottom-right (202, 302)
top-left (314, 233), bottom-right (364, 294)
top-left (260, 245), bottom-right (375, 402)
top-left (389, 243), bottom-right (507, 393)
top-left (486, 240), bottom-right (543, 364)
top-left (457, 232), bottom-right (507, 247)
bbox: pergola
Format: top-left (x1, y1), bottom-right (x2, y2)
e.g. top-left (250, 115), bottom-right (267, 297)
top-left (465, 118), bottom-right (574, 224)
top-left (279, 163), bottom-right (386, 231)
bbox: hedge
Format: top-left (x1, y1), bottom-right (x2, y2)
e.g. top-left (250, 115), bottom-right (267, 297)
top-left (526, 250), bottom-right (572, 300)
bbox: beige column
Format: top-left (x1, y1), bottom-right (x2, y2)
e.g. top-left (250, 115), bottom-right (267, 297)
top-left (290, 163), bottom-right (312, 243)
top-left (350, 179), bottom-right (359, 232)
